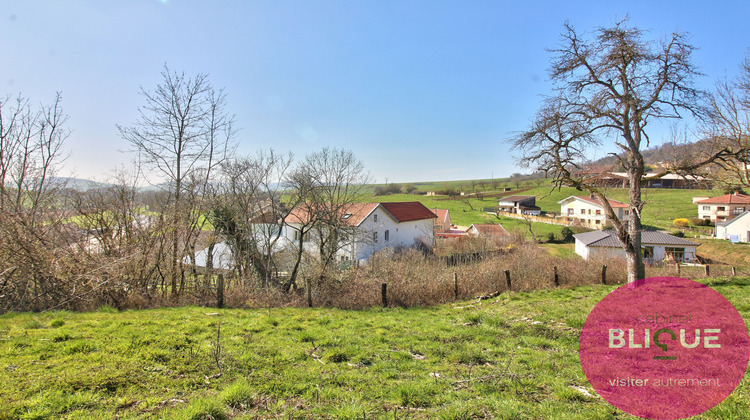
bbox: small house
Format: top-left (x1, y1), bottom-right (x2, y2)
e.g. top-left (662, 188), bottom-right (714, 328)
top-left (573, 230), bottom-right (699, 263)
top-left (715, 210), bottom-right (750, 242)
top-left (558, 195), bottom-right (629, 228)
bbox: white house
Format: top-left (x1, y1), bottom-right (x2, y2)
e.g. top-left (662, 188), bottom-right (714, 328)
top-left (715, 210), bottom-right (750, 242)
top-left (694, 192), bottom-right (750, 222)
top-left (282, 202), bottom-right (437, 263)
top-left (573, 230), bottom-right (699, 263)
top-left (558, 195), bottom-right (629, 228)
top-left (497, 195), bottom-right (541, 215)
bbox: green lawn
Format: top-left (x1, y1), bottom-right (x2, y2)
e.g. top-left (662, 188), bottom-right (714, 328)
top-left (2, 278), bottom-right (749, 419)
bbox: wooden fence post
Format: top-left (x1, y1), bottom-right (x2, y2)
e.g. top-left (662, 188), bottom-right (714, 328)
top-left (381, 283), bottom-right (388, 307)
top-left (454, 273), bottom-right (459, 299)
top-left (216, 273), bottom-right (224, 309)
top-left (704, 264), bottom-right (710, 277)
top-left (504, 270), bottom-right (511, 291)
top-left (306, 279), bottom-right (312, 308)
top-left (553, 266), bottom-right (560, 287)
top-left (676, 263), bottom-right (681, 275)
top-left (732, 266), bottom-right (737, 277)
top-left (601, 265), bottom-right (607, 285)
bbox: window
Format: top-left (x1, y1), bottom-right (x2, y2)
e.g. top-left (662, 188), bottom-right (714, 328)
top-left (374, 214), bottom-right (378, 222)
top-left (342, 213), bottom-right (352, 220)
top-left (568, 208), bottom-right (574, 216)
top-left (702, 206), bottom-right (710, 211)
top-left (734, 207), bottom-right (745, 215)
top-left (385, 230), bottom-right (390, 241)
top-left (580, 209), bottom-right (585, 215)
top-left (595, 219), bottom-right (601, 225)
top-left (643, 246), bottom-right (654, 259)
top-left (373, 231), bottom-right (378, 243)
top-left (588, 209), bottom-right (592, 215)
top-left (596, 209), bottom-right (602, 215)
top-left (717, 207), bottom-right (726, 211)
top-left (625, 210), bottom-right (630, 216)
top-left (666, 247), bottom-right (685, 262)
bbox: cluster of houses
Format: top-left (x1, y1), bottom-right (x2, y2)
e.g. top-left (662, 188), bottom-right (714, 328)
top-left (495, 191), bottom-right (750, 264)
top-left (191, 188), bottom-right (750, 270)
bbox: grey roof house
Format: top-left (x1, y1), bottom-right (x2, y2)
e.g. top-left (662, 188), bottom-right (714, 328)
top-left (573, 230), bottom-right (699, 263)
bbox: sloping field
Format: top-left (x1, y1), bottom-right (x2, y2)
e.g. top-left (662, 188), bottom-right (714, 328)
top-left (2, 278), bottom-right (749, 419)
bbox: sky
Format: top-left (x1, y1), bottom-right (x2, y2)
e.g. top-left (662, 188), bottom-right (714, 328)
top-left (2, 1), bottom-right (750, 185)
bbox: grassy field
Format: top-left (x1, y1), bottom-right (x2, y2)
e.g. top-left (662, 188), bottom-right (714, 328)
top-left (2, 278), bottom-right (749, 419)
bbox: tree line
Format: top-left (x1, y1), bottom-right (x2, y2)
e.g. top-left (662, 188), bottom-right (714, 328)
top-left (0, 66), bottom-right (370, 312)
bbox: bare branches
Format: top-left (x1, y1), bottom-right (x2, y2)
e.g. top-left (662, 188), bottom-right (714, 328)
top-left (510, 19), bottom-right (705, 282)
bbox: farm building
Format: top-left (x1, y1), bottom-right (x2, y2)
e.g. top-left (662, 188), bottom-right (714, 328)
top-left (573, 230), bottom-right (699, 263)
top-left (497, 195), bottom-right (541, 215)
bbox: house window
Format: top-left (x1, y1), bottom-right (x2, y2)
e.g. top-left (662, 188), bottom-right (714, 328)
top-left (643, 246), bottom-right (654, 260)
top-left (374, 214), bottom-right (378, 222)
top-left (595, 220), bottom-right (601, 225)
top-left (717, 207), bottom-right (726, 211)
top-left (568, 208), bottom-right (574, 216)
top-left (373, 231), bottom-right (378, 243)
top-left (588, 209), bottom-right (592, 215)
top-left (734, 207), bottom-right (745, 215)
top-left (580, 209), bottom-right (585, 215)
top-left (702, 206), bottom-right (710, 211)
top-left (625, 210), bottom-right (630, 216)
top-left (385, 230), bottom-right (390, 241)
top-left (666, 247), bottom-right (685, 262)
top-left (596, 210), bottom-right (602, 215)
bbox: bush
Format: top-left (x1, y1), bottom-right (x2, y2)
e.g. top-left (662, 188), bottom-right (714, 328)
top-left (673, 218), bottom-right (689, 228)
top-left (559, 227), bottom-right (574, 242)
top-left (691, 218), bottom-right (712, 227)
top-left (670, 231), bottom-right (685, 237)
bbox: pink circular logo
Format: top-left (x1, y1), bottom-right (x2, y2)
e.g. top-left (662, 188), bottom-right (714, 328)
top-left (580, 277), bottom-right (750, 420)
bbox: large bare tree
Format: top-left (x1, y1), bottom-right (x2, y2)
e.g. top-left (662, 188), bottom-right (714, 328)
top-left (511, 20), bottom-right (705, 282)
top-left (119, 65), bottom-right (235, 296)
top-left (285, 148), bottom-right (370, 286)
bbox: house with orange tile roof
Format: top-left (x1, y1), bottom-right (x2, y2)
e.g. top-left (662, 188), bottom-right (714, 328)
top-left (694, 192), bottom-right (750, 222)
top-left (282, 201), bottom-right (437, 263)
top-left (431, 208), bottom-right (451, 234)
top-left (466, 224), bottom-right (509, 238)
top-left (558, 195), bottom-right (630, 229)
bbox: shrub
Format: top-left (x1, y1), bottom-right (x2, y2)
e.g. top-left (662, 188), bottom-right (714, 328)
top-left (691, 218), bottom-right (712, 227)
top-left (673, 218), bottom-right (689, 228)
top-left (559, 227), bottom-right (574, 242)
top-left (670, 231), bottom-right (685, 237)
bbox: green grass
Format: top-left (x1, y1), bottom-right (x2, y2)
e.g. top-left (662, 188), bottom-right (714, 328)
top-left (2, 278), bottom-right (749, 419)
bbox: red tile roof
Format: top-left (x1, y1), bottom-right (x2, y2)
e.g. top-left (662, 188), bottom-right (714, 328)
top-left (380, 202), bottom-right (437, 223)
top-left (284, 203), bottom-right (378, 226)
top-left (284, 202), bottom-right (436, 226)
top-left (695, 193), bottom-right (750, 205)
top-left (431, 208), bottom-right (450, 224)
top-left (468, 224), bottom-right (509, 237)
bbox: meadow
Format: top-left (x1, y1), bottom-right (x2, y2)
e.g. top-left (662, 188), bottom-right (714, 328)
top-left (2, 277), bottom-right (749, 419)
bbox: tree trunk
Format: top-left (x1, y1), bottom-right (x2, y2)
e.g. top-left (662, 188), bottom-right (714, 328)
top-left (626, 157), bottom-right (646, 283)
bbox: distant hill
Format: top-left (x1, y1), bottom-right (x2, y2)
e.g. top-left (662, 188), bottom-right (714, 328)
top-left (48, 177), bottom-right (113, 191)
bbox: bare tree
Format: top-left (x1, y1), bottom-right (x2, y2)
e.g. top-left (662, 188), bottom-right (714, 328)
top-left (284, 148), bottom-right (370, 286)
top-left (686, 53), bottom-right (750, 187)
top-left (212, 150), bottom-right (295, 288)
top-left (118, 65), bottom-right (236, 297)
top-left (0, 93), bottom-right (71, 311)
top-left (510, 20), bottom-right (705, 282)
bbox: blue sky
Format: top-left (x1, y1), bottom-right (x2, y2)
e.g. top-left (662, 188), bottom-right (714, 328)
top-left (2, 1), bottom-right (750, 184)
